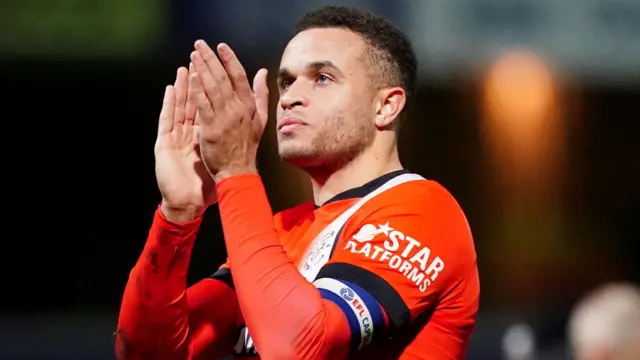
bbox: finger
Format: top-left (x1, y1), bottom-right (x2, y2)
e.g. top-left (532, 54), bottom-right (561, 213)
top-left (217, 43), bottom-right (253, 107)
top-left (191, 50), bottom-right (224, 114)
top-left (185, 62), bottom-right (197, 125)
top-left (189, 72), bottom-right (215, 125)
top-left (194, 40), bottom-right (234, 100)
top-left (158, 85), bottom-right (175, 135)
top-left (173, 67), bottom-right (189, 125)
top-left (252, 68), bottom-right (270, 130)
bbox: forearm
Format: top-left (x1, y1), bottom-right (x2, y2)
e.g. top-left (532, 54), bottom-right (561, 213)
top-left (115, 208), bottom-right (200, 360)
top-left (216, 175), bottom-right (350, 360)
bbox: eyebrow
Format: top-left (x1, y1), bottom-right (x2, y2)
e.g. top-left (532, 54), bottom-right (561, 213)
top-left (277, 60), bottom-right (345, 81)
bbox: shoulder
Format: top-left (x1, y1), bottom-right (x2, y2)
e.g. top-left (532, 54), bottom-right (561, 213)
top-left (350, 178), bottom-right (474, 255)
top-left (334, 177), bottom-right (477, 297)
top-left (369, 178), bottom-right (464, 216)
top-left (320, 177), bottom-right (478, 330)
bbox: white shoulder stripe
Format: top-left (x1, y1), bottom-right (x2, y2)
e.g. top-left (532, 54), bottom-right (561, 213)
top-left (299, 173), bottom-right (426, 282)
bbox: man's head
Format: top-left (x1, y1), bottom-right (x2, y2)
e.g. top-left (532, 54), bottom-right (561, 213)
top-left (568, 283), bottom-right (640, 360)
top-left (275, 6), bottom-right (417, 169)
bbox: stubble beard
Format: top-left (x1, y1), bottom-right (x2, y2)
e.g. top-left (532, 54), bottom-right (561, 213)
top-left (278, 107), bottom-right (376, 172)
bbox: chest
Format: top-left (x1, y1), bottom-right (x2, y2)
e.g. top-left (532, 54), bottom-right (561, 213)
top-left (278, 204), bottom-right (354, 266)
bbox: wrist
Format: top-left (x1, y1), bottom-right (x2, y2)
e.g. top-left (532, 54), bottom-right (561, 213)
top-left (213, 166), bottom-right (258, 183)
top-left (160, 201), bottom-right (205, 223)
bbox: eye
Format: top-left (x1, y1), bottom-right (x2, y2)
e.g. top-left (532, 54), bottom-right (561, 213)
top-left (317, 74), bottom-right (332, 84)
top-left (281, 78), bottom-right (294, 89)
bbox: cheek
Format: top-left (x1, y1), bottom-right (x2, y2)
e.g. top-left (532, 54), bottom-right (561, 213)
top-left (325, 114), bottom-right (363, 141)
top-left (323, 87), bottom-right (355, 107)
top-left (318, 98), bottom-right (354, 125)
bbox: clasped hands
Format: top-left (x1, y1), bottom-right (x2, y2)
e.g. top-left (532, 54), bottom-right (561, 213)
top-left (190, 40), bottom-right (270, 182)
top-left (154, 40), bottom-right (269, 222)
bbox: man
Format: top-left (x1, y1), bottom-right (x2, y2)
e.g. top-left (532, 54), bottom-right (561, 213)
top-left (568, 283), bottom-right (640, 360)
top-left (116, 6), bottom-right (479, 360)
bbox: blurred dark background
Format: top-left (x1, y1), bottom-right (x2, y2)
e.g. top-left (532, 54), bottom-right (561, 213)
top-left (1, 0), bottom-right (638, 359)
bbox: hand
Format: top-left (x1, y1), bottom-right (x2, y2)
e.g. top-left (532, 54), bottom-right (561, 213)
top-left (155, 65), bottom-right (217, 223)
top-left (189, 40), bottom-right (269, 182)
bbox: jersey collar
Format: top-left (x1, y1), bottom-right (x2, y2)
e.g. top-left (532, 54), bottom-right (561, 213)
top-left (316, 169), bottom-right (411, 208)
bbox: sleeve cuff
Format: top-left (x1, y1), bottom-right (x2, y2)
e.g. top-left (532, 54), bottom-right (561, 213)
top-left (215, 173), bottom-right (263, 198)
top-left (152, 204), bottom-right (204, 246)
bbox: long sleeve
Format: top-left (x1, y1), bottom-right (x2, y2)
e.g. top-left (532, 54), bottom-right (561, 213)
top-left (115, 207), bottom-right (239, 360)
top-left (216, 175), bottom-right (352, 360)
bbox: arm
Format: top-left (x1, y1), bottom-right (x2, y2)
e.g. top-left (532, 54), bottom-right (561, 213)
top-left (216, 175), bottom-right (478, 360)
top-left (216, 175), bottom-right (351, 359)
top-left (115, 208), bottom-right (238, 360)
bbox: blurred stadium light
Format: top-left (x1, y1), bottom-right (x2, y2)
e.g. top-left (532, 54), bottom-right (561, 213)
top-left (502, 322), bottom-right (537, 360)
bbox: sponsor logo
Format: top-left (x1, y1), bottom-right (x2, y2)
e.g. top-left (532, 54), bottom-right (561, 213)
top-left (345, 223), bottom-right (445, 292)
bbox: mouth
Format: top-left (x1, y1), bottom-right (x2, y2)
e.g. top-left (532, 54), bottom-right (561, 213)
top-left (277, 117), bottom-right (307, 133)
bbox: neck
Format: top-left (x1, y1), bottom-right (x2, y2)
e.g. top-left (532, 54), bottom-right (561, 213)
top-left (306, 145), bottom-right (402, 206)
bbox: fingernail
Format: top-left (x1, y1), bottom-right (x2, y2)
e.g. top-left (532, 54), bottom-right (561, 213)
top-left (190, 51), bottom-right (198, 61)
top-left (195, 40), bottom-right (205, 49)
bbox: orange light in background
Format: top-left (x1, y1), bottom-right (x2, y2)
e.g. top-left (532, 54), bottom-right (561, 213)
top-left (481, 50), bottom-right (563, 204)
top-left (480, 50), bottom-right (569, 307)
top-left (484, 51), bottom-right (555, 123)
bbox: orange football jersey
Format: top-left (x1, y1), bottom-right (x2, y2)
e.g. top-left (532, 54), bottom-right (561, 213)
top-left (213, 170), bottom-right (479, 359)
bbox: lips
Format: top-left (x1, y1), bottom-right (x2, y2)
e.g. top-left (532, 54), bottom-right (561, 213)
top-left (277, 116), bottom-right (307, 132)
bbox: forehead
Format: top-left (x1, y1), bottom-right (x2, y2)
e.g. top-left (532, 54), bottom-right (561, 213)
top-left (280, 28), bottom-right (367, 72)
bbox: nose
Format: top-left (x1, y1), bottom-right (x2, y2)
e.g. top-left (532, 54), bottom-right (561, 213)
top-left (279, 80), bottom-right (309, 110)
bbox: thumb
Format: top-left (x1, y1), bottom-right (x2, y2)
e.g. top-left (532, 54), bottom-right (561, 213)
top-left (252, 68), bottom-right (269, 130)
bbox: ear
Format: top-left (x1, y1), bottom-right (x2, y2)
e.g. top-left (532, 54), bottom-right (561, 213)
top-left (374, 87), bottom-right (406, 129)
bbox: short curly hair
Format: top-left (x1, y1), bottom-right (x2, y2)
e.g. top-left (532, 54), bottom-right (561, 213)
top-left (296, 5), bottom-right (418, 107)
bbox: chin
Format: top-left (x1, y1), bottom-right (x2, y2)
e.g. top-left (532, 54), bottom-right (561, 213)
top-left (277, 138), bottom-right (307, 156)
top-left (278, 145), bottom-right (323, 168)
